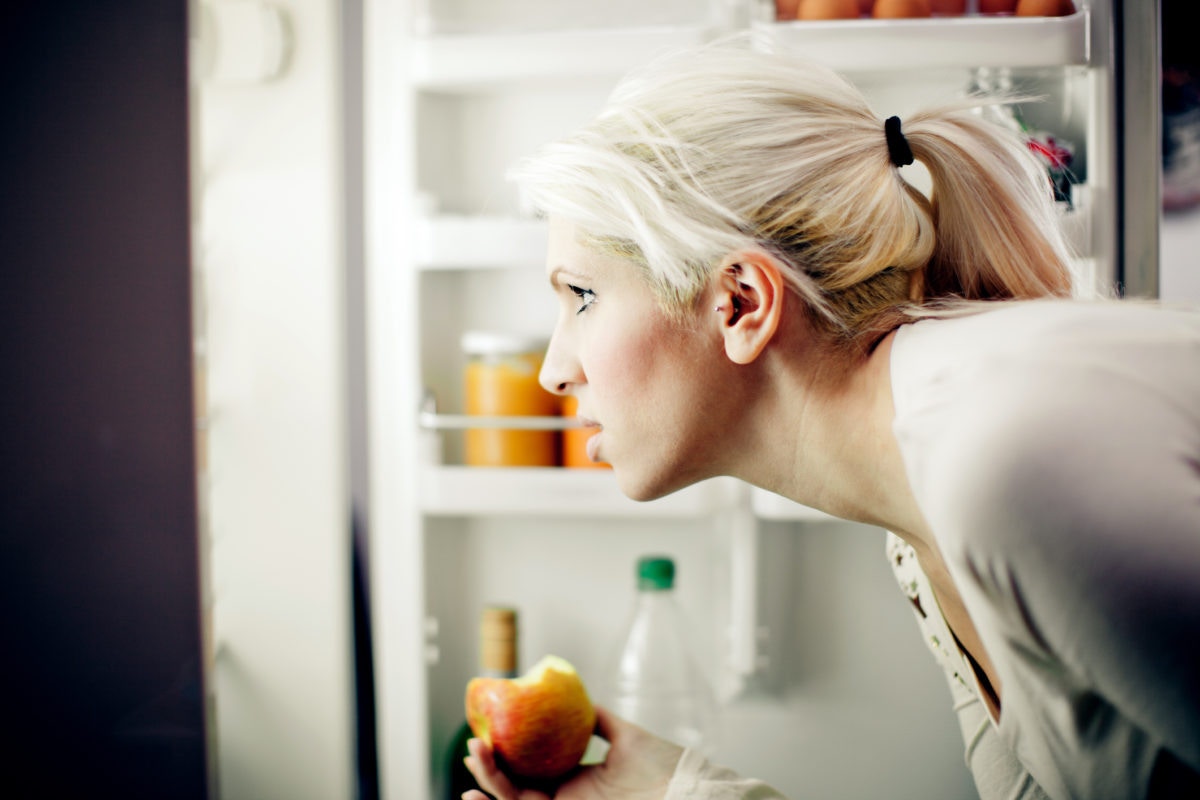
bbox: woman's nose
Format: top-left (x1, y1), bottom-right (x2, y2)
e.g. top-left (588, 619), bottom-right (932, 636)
top-left (539, 330), bottom-right (580, 396)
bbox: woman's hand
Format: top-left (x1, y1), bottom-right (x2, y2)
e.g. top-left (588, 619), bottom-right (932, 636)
top-left (462, 706), bottom-right (684, 800)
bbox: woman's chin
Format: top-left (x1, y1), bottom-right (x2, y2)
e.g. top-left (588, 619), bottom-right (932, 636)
top-left (613, 466), bottom-right (695, 504)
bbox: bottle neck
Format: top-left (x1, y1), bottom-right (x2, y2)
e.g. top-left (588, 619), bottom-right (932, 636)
top-left (479, 666), bottom-right (517, 679)
top-left (480, 637), bottom-right (517, 676)
top-left (479, 607), bottom-right (518, 678)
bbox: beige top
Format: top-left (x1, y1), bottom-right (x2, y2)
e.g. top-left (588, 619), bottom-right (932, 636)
top-left (665, 300), bottom-right (1200, 800)
top-left (888, 301), bottom-right (1200, 799)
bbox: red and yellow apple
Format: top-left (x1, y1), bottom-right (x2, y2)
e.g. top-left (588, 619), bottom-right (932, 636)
top-left (465, 655), bottom-right (596, 780)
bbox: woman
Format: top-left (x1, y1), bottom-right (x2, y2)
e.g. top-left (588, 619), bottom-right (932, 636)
top-left (463, 37), bottom-right (1200, 800)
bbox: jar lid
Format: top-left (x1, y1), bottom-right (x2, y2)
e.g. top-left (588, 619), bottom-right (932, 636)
top-left (637, 556), bottom-right (675, 591)
top-left (461, 330), bottom-right (549, 357)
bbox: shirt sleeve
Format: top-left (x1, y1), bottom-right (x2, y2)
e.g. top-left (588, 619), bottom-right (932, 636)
top-left (664, 749), bottom-right (790, 800)
top-left (943, 671), bottom-right (1052, 800)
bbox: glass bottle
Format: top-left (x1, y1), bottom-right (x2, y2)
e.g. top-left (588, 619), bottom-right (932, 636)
top-left (444, 606), bottom-right (518, 800)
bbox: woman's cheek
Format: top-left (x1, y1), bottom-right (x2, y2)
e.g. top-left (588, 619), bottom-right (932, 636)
top-left (590, 326), bottom-right (660, 392)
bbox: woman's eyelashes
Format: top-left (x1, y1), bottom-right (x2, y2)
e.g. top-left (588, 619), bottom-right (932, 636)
top-left (567, 284), bottom-right (596, 314)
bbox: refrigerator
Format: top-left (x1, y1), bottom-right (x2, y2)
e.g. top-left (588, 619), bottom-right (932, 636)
top-left (341, 2), bottom-right (1162, 799)
top-left (182, 0), bottom-right (1176, 796)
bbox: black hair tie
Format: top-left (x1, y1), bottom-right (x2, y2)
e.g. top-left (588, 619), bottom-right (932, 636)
top-left (885, 116), bottom-right (914, 168)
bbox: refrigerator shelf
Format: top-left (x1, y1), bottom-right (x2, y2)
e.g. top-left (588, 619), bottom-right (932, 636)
top-left (756, 8), bottom-right (1089, 72)
top-left (409, 24), bottom-right (713, 90)
top-left (419, 411), bottom-right (580, 430)
top-left (413, 215), bottom-right (547, 271)
top-left (417, 466), bottom-right (745, 517)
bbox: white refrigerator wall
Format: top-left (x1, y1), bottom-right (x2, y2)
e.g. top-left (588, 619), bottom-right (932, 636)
top-left (362, 3), bottom-right (1122, 800)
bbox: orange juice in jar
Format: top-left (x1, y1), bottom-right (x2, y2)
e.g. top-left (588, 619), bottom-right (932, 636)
top-left (462, 331), bottom-right (560, 467)
top-left (561, 394), bottom-right (610, 469)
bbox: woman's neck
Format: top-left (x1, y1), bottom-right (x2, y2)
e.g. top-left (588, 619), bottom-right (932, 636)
top-left (734, 328), bottom-right (935, 549)
top-left (736, 326), bottom-right (1004, 709)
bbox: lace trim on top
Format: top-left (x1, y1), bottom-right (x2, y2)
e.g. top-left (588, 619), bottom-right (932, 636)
top-left (885, 531), bottom-right (974, 694)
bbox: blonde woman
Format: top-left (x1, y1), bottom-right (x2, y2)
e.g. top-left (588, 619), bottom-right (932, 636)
top-left (463, 36), bottom-right (1200, 800)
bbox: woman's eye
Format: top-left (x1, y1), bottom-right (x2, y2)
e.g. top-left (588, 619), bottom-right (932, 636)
top-left (567, 284), bottom-right (596, 314)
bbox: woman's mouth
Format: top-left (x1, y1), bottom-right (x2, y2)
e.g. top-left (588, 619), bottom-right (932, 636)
top-left (576, 415), bottom-right (604, 463)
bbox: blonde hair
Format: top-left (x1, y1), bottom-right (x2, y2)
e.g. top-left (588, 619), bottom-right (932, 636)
top-left (509, 34), bottom-right (1075, 345)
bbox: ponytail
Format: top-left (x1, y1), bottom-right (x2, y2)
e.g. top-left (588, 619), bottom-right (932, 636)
top-left (904, 103), bottom-right (1075, 302)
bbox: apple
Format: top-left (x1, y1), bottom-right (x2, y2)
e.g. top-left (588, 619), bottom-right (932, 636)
top-left (465, 654), bottom-right (596, 780)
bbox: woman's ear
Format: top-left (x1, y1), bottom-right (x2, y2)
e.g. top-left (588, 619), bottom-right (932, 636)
top-left (711, 250), bottom-right (785, 365)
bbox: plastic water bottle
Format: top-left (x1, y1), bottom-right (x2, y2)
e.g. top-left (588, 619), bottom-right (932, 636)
top-left (607, 556), bottom-right (717, 755)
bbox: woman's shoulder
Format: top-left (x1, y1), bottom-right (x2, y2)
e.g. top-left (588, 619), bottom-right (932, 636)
top-left (890, 298), bottom-right (1200, 424)
top-left (890, 298), bottom-right (1200, 549)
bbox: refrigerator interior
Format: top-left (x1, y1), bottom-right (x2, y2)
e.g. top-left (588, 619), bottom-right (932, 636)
top-left (362, 3), bottom-right (1123, 799)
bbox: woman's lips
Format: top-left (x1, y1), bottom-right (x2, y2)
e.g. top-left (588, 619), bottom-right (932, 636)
top-left (576, 415), bottom-right (603, 463)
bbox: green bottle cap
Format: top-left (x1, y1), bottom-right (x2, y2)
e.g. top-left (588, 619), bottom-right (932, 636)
top-left (637, 556), bottom-right (675, 591)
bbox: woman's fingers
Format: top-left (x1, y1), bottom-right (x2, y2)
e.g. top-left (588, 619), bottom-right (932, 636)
top-left (592, 705), bottom-right (626, 743)
top-left (464, 738), bottom-right (515, 800)
top-left (463, 738), bottom-right (554, 800)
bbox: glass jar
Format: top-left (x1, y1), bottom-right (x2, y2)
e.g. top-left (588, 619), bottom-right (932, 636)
top-left (462, 331), bottom-right (560, 467)
top-left (561, 394), bottom-right (609, 469)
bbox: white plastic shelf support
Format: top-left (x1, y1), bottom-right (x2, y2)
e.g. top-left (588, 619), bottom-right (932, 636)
top-left (725, 502), bottom-right (763, 696)
top-left (195, 1), bottom-right (292, 85)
